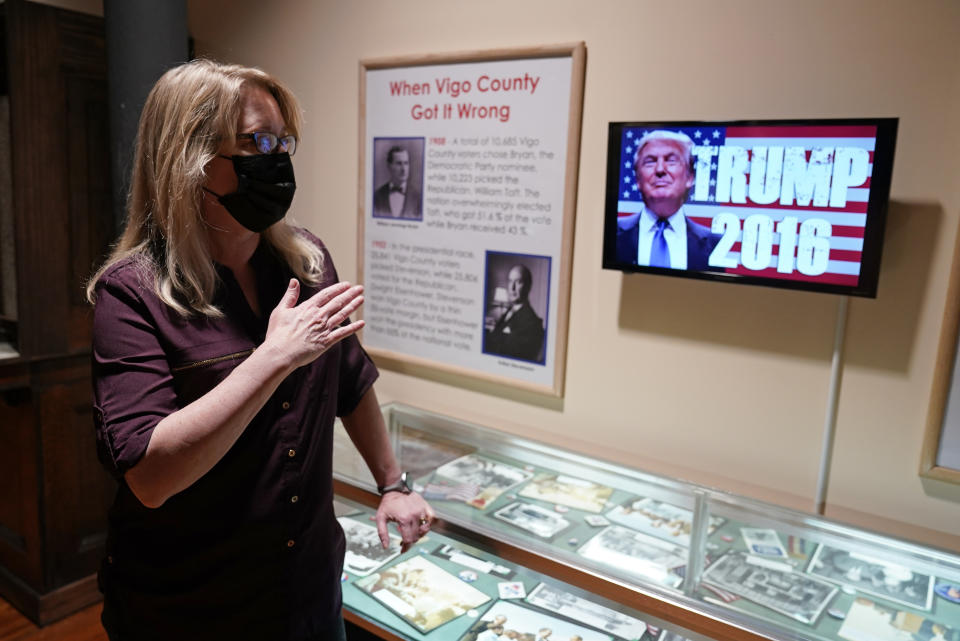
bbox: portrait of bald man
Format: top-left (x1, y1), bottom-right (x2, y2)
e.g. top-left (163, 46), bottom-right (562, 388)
top-left (484, 260), bottom-right (547, 364)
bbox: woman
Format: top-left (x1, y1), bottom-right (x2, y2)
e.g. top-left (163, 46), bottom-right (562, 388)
top-left (87, 59), bottom-right (432, 641)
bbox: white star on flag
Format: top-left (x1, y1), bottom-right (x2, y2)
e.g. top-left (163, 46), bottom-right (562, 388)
top-left (712, 130), bottom-right (721, 139)
top-left (694, 130), bottom-right (702, 138)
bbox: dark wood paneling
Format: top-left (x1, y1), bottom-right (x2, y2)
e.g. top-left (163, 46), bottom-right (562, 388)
top-left (7, 0), bottom-right (109, 359)
top-left (0, 0), bottom-right (114, 625)
top-left (65, 74), bottom-right (112, 352)
top-left (55, 9), bottom-right (106, 77)
top-left (0, 357), bottom-right (113, 624)
top-left (0, 6), bottom-right (8, 323)
top-left (0, 8), bottom-right (7, 95)
top-left (0, 382), bottom-right (41, 587)
top-left (38, 373), bottom-right (114, 587)
top-left (7, 0), bottom-right (70, 358)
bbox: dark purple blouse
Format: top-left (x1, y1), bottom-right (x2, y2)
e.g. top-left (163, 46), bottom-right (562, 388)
top-left (91, 231), bottom-right (377, 641)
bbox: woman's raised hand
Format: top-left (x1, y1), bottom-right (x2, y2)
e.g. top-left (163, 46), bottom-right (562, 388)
top-left (264, 279), bottom-right (365, 369)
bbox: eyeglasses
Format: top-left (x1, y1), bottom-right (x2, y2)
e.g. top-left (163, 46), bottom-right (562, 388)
top-left (236, 132), bottom-right (297, 156)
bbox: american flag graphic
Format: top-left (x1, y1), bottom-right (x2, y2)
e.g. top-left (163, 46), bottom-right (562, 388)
top-left (619, 125), bottom-right (878, 287)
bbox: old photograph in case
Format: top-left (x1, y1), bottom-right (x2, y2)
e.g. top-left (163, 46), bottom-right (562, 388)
top-left (806, 544), bottom-right (934, 611)
top-left (493, 501), bottom-right (571, 539)
top-left (518, 473), bottom-right (614, 513)
top-left (577, 525), bottom-right (687, 588)
top-left (339, 516), bottom-right (402, 577)
top-left (702, 551), bottom-right (837, 625)
top-left (355, 554), bottom-right (491, 634)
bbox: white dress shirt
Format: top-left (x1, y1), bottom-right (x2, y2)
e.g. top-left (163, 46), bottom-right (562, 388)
top-left (388, 182), bottom-right (407, 216)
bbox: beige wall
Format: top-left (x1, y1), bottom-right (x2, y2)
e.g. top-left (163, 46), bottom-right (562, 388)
top-left (188, 0), bottom-right (960, 549)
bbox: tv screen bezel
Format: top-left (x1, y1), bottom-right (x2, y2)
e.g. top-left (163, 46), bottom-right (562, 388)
top-left (601, 117), bottom-right (898, 298)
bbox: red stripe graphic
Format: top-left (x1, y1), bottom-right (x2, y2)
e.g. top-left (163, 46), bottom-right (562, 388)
top-left (704, 220), bottom-right (867, 240)
top-left (723, 266), bottom-right (860, 286)
top-left (828, 249), bottom-right (863, 262)
top-left (726, 126), bottom-right (878, 138)
top-left (832, 225), bottom-right (866, 239)
top-left (729, 243), bottom-right (862, 263)
top-left (634, 216), bottom-right (869, 239)
top-left (698, 200), bottom-right (869, 214)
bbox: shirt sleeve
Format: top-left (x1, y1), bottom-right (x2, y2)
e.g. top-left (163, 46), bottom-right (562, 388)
top-left (297, 228), bottom-right (380, 417)
top-left (335, 333), bottom-right (379, 417)
top-left (91, 268), bottom-right (180, 479)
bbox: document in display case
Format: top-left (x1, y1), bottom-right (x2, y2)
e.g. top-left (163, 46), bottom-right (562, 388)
top-left (334, 404), bottom-right (960, 641)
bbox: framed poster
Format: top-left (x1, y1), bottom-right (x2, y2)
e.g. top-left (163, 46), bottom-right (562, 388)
top-left (358, 43), bottom-right (586, 397)
top-left (921, 224), bottom-right (960, 484)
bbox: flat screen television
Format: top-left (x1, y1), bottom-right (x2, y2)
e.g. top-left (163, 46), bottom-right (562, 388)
top-left (602, 118), bottom-right (898, 297)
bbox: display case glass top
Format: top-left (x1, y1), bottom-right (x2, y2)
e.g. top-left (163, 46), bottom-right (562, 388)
top-left (334, 404), bottom-right (960, 641)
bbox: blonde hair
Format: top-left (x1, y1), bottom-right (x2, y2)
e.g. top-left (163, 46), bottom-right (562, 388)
top-left (633, 129), bottom-right (696, 174)
top-left (86, 58), bottom-right (324, 317)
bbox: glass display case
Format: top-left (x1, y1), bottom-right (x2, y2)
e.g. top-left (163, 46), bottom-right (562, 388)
top-left (333, 403), bottom-right (960, 641)
top-left (335, 495), bottom-right (706, 641)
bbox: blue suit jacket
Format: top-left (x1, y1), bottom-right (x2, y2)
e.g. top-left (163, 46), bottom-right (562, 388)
top-left (616, 214), bottom-right (721, 271)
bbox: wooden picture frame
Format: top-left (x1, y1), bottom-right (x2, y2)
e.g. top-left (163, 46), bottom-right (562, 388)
top-left (921, 223), bottom-right (960, 483)
top-left (357, 43), bottom-right (585, 398)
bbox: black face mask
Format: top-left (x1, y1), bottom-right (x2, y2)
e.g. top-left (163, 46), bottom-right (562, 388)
top-left (204, 153), bottom-right (296, 232)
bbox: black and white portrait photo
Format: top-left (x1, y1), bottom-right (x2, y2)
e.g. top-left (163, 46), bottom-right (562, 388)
top-left (372, 137), bottom-right (424, 220)
top-left (483, 251), bottom-right (550, 364)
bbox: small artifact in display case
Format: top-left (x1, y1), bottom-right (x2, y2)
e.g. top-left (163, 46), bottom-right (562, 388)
top-left (936, 583), bottom-right (960, 604)
top-left (355, 554), bottom-right (490, 633)
top-left (577, 525), bottom-right (687, 589)
top-left (806, 544), bottom-right (934, 611)
top-left (430, 454), bottom-right (533, 508)
top-left (432, 543), bottom-right (515, 578)
top-left (702, 551), bottom-right (838, 625)
top-left (498, 581), bottom-right (526, 599)
top-left (740, 527), bottom-right (788, 558)
top-left (493, 501), bottom-right (572, 539)
top-left (606, 497), bottom-right (724, 547)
